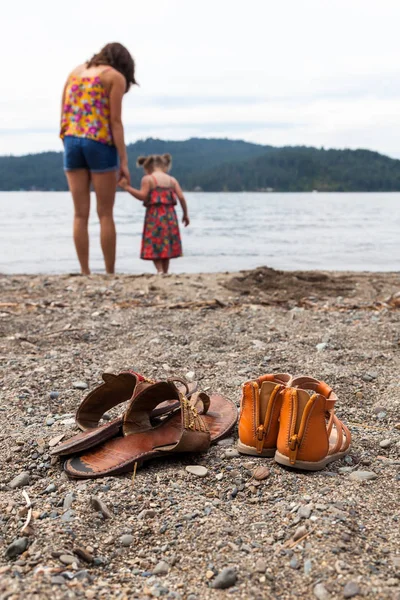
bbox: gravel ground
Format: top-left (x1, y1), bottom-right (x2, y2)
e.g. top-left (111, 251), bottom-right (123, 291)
top-left (0, 269), bottom-right (399, 600)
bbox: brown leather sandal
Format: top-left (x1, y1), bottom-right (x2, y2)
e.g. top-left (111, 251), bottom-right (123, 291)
top-left (51, 371), bottom-right (193, 457)
top-left (64, 381), bottom-right (237, 478)
top-left (275, 376), bottom-right (351, 471)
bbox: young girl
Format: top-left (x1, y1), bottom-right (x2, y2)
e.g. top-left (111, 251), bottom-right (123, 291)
top-left (119, 154), bottom-right (189, 274)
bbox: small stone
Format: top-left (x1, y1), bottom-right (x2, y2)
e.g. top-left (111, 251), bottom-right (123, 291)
top-left (349, 471), bottom-right (377, 482)
top-left (49, 434), bottom-right (65, 448)
top-left (293, 525), bottom-right (307, 541)
top-left (120, 534), bottom-right (133, 547)
top-left (362, 372), bottom-right (377, 382)
top-left (73, 547), bottom-right (93, 564)
top-left (211, 567), bottom-right (237, 589)
top-left (61, 509), bottom-right (75, 522)
top-left (46, 418), bottom-right (55, 426)
top-left (206, 570), bottom-right (214, 580)
top-left (216, 473), bottom-right (223, 481)
top-left (185, 371), bottom-right (195, 381)
top-left (45, 483), bottom-right (56, 493)
top-left (379, 439), bottom-right (392, 449)
top-left (50, 576), bottom-right (65, 585)
top-left (298, 504), bottom-right (313, 519)
top-left (138, 509), bottom-right (156, 520)
top-left (316, 342), bottom-right (327, 352)
top-left (186, 465), bottom-right (208, 477)
top-left (304, 559), bottom-right (312, 575)
top-left (355, 391), bottom-right (363, 399)
top-left (63, 493), bottom-right (74, 511)
top-left (153, 560), bottom-right (170, 575)
top-left (290, 558), bottom-right (300, 569)
top-left (377, 411), bottom-right (387, 420)
top-left (253, 466), bottom-right (270, 481)
top-left (343, 580), bottom-right (361, 598)
top-left (5, 537), bottom-right (28, 559)
top-left (90, 496), bottom-right (113, 519)
top-left (8, 472), bottom-right (30, 489)
top-left (254, 558), bottom-right (267, 573)
top-left (217, 437), bottom-right (234, 447)
top-left (73, 381), bottom-right (88, 390)
top-left (49, 391), bottom-right (59, 400)
top-left (85, 591), bottom-right (96, 600)
top-left (59, 554), bottom-right (77, 566)
top-left (223, 449), bottom-right (239, 459)
top-left (314, 583), bottom-right (331, 600)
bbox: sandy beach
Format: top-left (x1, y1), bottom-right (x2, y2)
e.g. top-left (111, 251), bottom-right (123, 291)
top-left (0, 267), bottom-right (399, 600)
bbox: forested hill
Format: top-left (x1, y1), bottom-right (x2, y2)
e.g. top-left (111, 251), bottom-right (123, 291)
top-left (1, 138), bottom-right (400, 192)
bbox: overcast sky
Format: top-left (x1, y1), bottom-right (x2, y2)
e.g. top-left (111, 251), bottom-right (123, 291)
top-left (2, 0), bottom-right (400, 157)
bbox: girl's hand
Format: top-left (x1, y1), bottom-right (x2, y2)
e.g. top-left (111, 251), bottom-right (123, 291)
top-left (182, 214), bottom-right (190, 227)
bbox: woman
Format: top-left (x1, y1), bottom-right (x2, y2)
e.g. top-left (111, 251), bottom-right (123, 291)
top-left (60, 42), bottom-right (136, 274)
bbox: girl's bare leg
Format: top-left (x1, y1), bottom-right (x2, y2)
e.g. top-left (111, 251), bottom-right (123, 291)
top-left (66, 169), bottom-right (91, 275)
top-left (162, 259), bottom-right (170, 274)
top-left (153, 259), bottom-right (164, 273)
top-left (91, 171), bottom-right (117, 274)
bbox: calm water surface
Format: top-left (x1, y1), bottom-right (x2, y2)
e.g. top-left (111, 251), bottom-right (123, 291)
top-left (0, 192), bottom-right (398, 273)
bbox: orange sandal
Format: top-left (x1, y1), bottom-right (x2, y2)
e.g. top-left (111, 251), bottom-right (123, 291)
top-left (275, 376), bottom-right (351, 471)
top-left (237, 373), bottom-right (293, 457)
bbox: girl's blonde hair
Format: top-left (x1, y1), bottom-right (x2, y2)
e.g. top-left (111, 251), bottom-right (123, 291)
top-left (136, 154), bottom-right (172, 171)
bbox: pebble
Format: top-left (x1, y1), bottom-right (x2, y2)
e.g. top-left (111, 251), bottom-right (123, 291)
top-left (59, 554), bottom-right (77, 566)
top-left (314, 583), bottom-right (331, 600)
top-left (206, 570), bottom-right (214, 580)
top-left (298, 504), bottom-right (313, 519)
top-left (316, 342), bottom-right (328, 352)
top-left (254, 558), bottom-right (267, 573)
top-left (61, 509), bottom-right (75, 522)
top-left (73, 547), bottom-right (93, 564)
top-left (185, 371), bottom-right (195, 381)
top-left (377, 411), bottom-right (387, 420)
top-left (304, 559), bottom-right (312, 575)
top-left (49, 391), bottom-right (59, 400)
top-left (138, 509), bottom-right (156, 520)
top-left (49, 434), bottom-right (65, 448)
top-left (186, 465), bottom-right (208, 477)
top-left (46, 418), bottom-right (55, 426)
top-left (50, 576), bottom-right (65, 585)
top-left (349, 471), bottom-right (377, 482)
top-left (343, 580), bottom-right (361, 598)
top-left (73, 381), bottom-right (88, 390)
top-left (289, 557), bottom-right (300, 569)
top-left (5, 537), bottom-right (28, 559)
top-left (253, 466), bottom-right (270, 480)
top-left (293, 525), bottom-right (308, 541)
top-left (120, 534), bottom-right (133, 547)
top-left (379, 439), bottom-right (392, 449)
top-left (90, 496), bottom-right (113, 519)
top-left (217, 437), bottom-right (234, 447)
top-left (211, 567), bottom-right (237, 589)
top-left (8, 471), bottom-right (30, 489)
top-left (224, 449), bottom-right (239, 458)
top-left (45, 483), bottom-right (56, 493)
top-left (63, 493), bottom-right (74, 511)
top-left (153, 560), bottom-right (170, 575)
top-left (362, 372), bottom-right (377, 382)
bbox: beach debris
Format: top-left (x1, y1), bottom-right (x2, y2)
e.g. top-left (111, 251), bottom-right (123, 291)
top-left (253, 466), bottom-right (270, 481)
top-left (21, 491), bottom-right (33, 533)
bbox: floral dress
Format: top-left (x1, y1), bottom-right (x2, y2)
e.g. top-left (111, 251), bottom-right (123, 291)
top-left (141, 178), bottom-right (182, 260)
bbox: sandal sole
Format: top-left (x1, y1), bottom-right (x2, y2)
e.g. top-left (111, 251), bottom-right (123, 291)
top-left (274, 449), bottom-right (350, 471)
top-left (237, 441), bottom-right (275, 458)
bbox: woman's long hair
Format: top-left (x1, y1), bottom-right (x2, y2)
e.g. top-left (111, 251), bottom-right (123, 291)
top-left (87, 42), bottom-right (137, 92)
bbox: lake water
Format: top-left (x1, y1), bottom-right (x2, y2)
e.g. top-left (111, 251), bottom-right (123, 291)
top-left (0, 192), bottom-right (398, 274)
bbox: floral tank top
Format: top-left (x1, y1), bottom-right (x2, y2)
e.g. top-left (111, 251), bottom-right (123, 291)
top-left (60, 72), bottom-right (113, 145)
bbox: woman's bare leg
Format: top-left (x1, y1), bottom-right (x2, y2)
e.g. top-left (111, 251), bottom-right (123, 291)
top-left (91, 171), bottom-right (117, 274)
top-left (65, 169), bottom-right (91, 275)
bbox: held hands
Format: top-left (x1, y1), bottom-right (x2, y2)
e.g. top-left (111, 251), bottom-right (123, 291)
top-left (182, 214), bottom-right (190, 227)
top-left (118, 176), bottom-right (129, 190)
top-left (119, 161), bottom-right (130, 186)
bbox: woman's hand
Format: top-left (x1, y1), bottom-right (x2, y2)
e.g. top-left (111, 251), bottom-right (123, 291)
top-left (182, 214), bottom-right (190, 227)
top-left (118, 176), bottom-right (129, 190)
top-left (119, 160), bottom-right (130, 185)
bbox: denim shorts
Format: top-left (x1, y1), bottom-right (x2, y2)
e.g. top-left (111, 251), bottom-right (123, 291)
top-left (63, 136), bottom-right (119, 173)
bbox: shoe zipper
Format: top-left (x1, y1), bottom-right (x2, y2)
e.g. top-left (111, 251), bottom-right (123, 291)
top-left (255, 383), bottom-right (283, 454)
top-left (287, 392), bottom-right (317, 464)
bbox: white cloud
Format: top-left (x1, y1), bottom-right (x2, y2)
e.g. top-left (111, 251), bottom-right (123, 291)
top-left (2, 0), bottom-right (400, 156)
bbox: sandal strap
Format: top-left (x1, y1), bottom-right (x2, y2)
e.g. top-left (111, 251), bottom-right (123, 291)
top-left (329, 414), bottom-right (351, 455)
top-left (255, 373), bottom-right (292, 387)
top-left (123, 381), bottom-right (211, 452)
top-left (291, 375), bottom-right (337, 410)
top-left (76, 371), bottom-right (148, 430)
